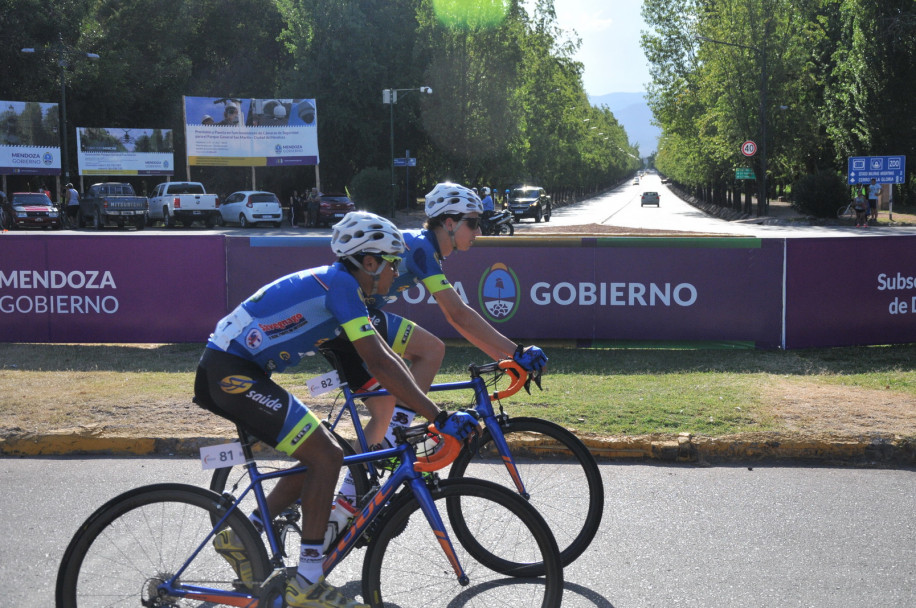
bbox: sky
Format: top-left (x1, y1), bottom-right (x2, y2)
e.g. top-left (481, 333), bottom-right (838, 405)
top-left (552, 1), bottom-right (653, 96)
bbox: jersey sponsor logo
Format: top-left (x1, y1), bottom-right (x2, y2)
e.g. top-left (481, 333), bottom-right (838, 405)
top-left (279, 351), bottom-right (291, 361)
top-left (245, 389), bottom-right (284, 411)
top-left (219, 375), bottom-right (256, 394)
top-left (360, 323), bottom-right (373, 333)
top-left (478, 263), bottom-right (520, 323)
top-left (245, 328), bottom-right (263, 349)
top-left (289, 422), bottom-right (313, 447)
top-left (258, 313), bottom-right (307, 339)
top-left (301, 548), bottom-right (321, 559)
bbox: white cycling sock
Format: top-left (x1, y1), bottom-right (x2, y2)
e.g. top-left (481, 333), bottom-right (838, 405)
top-left (384, 405), bottom-right (416, 446)
top-left (297, 541), bottom-right (324, 583)
top-left (337, 472), bottom-right (357, 507)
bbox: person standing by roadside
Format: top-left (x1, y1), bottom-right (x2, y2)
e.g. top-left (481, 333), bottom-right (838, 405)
top-left (289, 190), bottom-right (302, 227)
top-left (867, 178), bottom-right (882, 223)
top-left (306, 187), bottom-right (321, 227)
top-left (65, 183), bottom-right (80, 228)
top-left (854, 187), bottom-right (868, 227)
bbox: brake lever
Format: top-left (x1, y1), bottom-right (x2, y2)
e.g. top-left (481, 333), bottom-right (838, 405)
top-left (531, 371), bottom-right (543, 392)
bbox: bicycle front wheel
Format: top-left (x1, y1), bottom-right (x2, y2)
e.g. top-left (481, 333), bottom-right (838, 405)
top-left (56, 483), bottom-right (270, 608)
top-left (362, 479), bottom-right (563, 608)
top-left (449, 416), bottom-right (604, 570)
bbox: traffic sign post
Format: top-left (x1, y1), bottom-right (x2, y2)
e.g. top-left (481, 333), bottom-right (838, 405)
top-left (847, 156), bottom-right (906, 222)
top-left (846, 155), bottom-right (906, 184)
top-left (735, 167), bottom-right (756, 180)
top-left (394, 149), bottom-right (417, 211)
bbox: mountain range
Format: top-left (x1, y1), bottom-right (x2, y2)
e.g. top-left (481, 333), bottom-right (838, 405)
top-left (588, 92), bottom-right (660, 156)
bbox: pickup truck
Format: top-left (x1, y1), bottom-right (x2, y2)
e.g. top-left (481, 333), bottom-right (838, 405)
top-left (78, 182), bottom-right (149, 230)
top-left (148, 181), bottom-right (220, 228)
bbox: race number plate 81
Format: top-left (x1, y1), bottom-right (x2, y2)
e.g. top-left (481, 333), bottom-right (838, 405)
top-left (200, 442), bottom-right (244, 470)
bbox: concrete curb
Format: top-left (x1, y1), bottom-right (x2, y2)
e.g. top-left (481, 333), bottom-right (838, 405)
top-left (2, 431), bottom-right (913, 466)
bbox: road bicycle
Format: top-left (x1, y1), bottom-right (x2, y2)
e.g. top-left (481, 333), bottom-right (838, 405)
top-left (56, 421), bottom-right (563, 607)
top-left (211, 359), bottom-right (604, 570)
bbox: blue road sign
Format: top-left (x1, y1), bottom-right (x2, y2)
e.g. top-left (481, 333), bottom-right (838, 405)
top-left (394, 157), bottom-right (416, 167)
top-left (847, 155), bottom-right (906, 184)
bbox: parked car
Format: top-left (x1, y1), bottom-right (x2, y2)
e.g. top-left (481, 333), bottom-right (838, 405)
top-left (79, 182), bottom-right (148, 230)
top-left (632, 177), bottom-right (640, 185)
top-left (317, 192), bottom-right (356, 227)
top-left (0, 192), bottom-right (62, 230)
top-left (641, 191), bottom-right (660, 207)
top-left (148, 181), bottom-right (220, 228)
top-left (506, 185), bottom-right (551, 222)
top-left (219, 191), bottom-right (283, 227)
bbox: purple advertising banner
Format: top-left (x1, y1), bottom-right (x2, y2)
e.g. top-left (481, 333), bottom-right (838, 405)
top-left (0, 236), bottom-right (226, 342)
top-left (225, 236), bottom-right (784, 348)
top-left (785, 236), bottom-right (916, 348)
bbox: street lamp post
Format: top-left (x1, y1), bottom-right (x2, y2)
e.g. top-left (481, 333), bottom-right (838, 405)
top-left (22, 33), bottom-right (99, 186)
top-left (383, 86), bottom-right (432, 218)
top-left (695, 34), bottom-right (768, 216)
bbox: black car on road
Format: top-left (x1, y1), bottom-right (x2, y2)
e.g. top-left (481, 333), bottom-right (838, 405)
top-left (507, 185), bottom-right (551, 223)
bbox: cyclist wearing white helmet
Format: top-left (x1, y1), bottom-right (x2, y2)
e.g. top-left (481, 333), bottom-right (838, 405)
top-left (195, 211), bottom-right (478, 608)
top-left (321, 186), bottom-right (547, 507)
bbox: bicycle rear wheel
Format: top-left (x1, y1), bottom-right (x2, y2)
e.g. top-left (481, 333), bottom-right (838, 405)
top-left (448, 416), bottom-right (604, 571)
top-left (56, 483), bottom-right (269, 608)
top-left (362, 479), bottom-right (563, 608)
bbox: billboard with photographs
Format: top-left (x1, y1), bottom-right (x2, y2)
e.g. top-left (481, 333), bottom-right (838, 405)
top-left (0, 100), bottom-right (61, 175)
top-left (76, 127), bottom-right (174, 175)
top-left (183, 97), bottom-right (318, 167)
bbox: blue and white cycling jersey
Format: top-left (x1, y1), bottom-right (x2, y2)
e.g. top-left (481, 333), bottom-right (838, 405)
top-left (364, 229), bottom-right (452, 309)
top-left (206, 262), bottom-right (375, 372)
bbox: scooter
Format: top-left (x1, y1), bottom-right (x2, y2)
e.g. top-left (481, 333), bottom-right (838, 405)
top-left (480, 209), bottom-right (515, 236)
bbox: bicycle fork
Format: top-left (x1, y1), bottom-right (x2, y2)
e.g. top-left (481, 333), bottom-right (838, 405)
top-left (482, 417), bottom-right (531, 500)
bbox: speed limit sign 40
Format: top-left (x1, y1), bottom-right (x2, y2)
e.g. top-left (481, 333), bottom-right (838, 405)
top-left (741, 140), bottom-right (757, 157)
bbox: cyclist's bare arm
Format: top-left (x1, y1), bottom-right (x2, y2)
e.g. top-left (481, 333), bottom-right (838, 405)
top-left (433, 286), bottom-right (517, 361)
top-left (352, 331), bottom-right (441, 422)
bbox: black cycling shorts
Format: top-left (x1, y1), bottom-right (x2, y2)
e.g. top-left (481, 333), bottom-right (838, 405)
top-left (194, 348), bottom-right (320, 455)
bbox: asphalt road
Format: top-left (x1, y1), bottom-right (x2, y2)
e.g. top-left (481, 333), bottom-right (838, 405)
top-left (514, 173), bottom-right (916, 238)
top-left (5, 457), bottom-right (913, 607)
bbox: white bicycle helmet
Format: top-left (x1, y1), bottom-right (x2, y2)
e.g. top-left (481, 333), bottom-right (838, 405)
top-left (481, 187), bottom-right (490, 196)
top-left (424, 182), bottom-right (484, 218)
top-left (331, 211), bottom-right (406, 257)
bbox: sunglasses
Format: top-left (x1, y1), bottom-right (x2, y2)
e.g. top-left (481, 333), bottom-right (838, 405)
top-left (378, 254), bottom-right (402, 271)
top-left (460, 216), bottom-right (480, 230)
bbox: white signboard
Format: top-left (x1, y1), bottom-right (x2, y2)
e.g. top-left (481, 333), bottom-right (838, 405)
top-left (0, 100), bottom-right (60, 175)
top-left (76, 127), bottom-right (174, 175)
top-left (184, 97), bottom-right (319, 167)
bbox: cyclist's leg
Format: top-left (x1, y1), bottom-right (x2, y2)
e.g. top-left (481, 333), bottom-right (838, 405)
top-left (366, 311), bottom-right (443, 444)
top-left (321, 310), bottom-right (444, 447)
top-left (195, 350), bottom-right (338, 561)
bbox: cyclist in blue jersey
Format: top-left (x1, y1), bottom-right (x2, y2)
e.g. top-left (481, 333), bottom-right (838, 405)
top-left (194, 211), bottom-right (479, 608)
top-left (320, 183), bottom-right (547, 505)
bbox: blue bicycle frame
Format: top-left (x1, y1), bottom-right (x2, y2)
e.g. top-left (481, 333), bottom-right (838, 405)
top-left (158, 428), bottom-right (470, 604)
top-left (326, 362), bottom-right (531, 500)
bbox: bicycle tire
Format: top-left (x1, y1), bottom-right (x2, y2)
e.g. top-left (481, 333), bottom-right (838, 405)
top-left (361, 479), bottom-right (563, 608)
top-left (56, 483), bottom-right (270, 608)
top-left (448, 416), bottom-right (604, 570)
